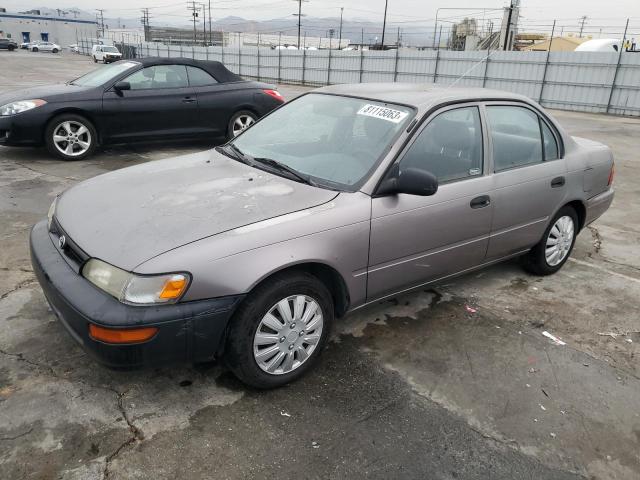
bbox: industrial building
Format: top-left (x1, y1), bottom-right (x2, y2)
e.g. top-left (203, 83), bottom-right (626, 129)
top-left (0, 9), bottom-right (97, 46)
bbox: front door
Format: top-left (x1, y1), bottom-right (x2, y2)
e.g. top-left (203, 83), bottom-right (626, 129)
top-left (484, 104), bottom-right (567, 260)
top-left (102, 64), bottom-right (199, 142)
top-left (367, 104), bottom-right (493, 301)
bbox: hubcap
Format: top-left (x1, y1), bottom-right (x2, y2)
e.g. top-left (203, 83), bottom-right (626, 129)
top-left (232, 114), bottom-right (255, 137)
top-left (545, 215), bottom-right (574, 266)
top-left (52, 121), bottom-right (91, 157)
top-left (253, 295), bottom-right (323, 375)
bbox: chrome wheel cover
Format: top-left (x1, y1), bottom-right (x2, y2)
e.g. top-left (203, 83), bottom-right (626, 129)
top-left (253, 295), bottom-right (323, 375)
top-left (545, 215), bottom-right (575, 266)
top-left (232, 114), bottom-right (255, 137)
top-left (52, 120), bottom-right (91, 157)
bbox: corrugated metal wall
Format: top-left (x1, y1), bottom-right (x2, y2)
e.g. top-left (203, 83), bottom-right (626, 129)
top-left (78, 38), bottom-right (640, 116)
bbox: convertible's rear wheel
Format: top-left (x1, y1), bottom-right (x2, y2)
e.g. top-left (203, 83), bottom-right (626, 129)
top-left (228, 110), bottom-right (257, 139)
top-left (45, 114), bottom-right (97, 161)
top-left (225, 272), bottom-right (333, 388)
top-left (524, 206), bottom-right (578, 275)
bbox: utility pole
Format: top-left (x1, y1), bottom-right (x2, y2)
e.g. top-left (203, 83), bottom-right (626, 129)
top-left (96, 9), bottom-right (105, 38)
top-left (208, 0), bottom-right (212, 45)
top-left (502, 0), bottom-right (518, 51)
top-left (578, 15), bottom-right (588, 38)
top-left (187, 1), bottom-right (199, 45)
top-left (140, 8), bottom-right (150, 42)
top-left (292, 0), bottom-right (308, 50)
top-left (381, 0), bottom-right (388, 47)
top-left (338, 7), bottom-right (344, 50)
top-left (201, 3), bottom-right (207, 46)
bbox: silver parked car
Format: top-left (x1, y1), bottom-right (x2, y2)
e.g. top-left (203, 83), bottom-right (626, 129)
top-left (31, 84), bottom-right (614, 388)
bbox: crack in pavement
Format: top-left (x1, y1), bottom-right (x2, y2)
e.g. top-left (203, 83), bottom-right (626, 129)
top-left (0, 426), bottom-right (34, 441)
top-left (13, 161), bottom-right (79, 182)
top-left (0, 348), bottom-right (145, 477)
top-left (0, 278), bottom-right (37, 302)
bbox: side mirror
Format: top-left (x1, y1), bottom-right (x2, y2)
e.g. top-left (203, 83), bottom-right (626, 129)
top-left (377, 166), bottom-right (438, 197)
top-left (113, 81), bottom-right (131, 92)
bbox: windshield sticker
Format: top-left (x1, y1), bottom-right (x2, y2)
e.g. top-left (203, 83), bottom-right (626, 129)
top-left (357, 104), bottom-right (408, 123)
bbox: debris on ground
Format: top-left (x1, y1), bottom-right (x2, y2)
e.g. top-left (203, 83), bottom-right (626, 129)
top-left (550, 432), bottom-right (556, 438)
top-left (465, 305), bottom-right (477, 314)
top-left (312, 441), bottom-right (320, 449)
top-left (280, 411), bottom-right (291, 417)
top-left (542, 331), bottom-right (566, 346)
top-left (540, 404), bottom-right (547, 411)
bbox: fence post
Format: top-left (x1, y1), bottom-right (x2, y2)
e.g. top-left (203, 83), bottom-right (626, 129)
top-left (482, 47), bottom-right (491, 87)
top-left (538, 20), bottom-right (556, 103)
top-left (393, 27), bottom-right (401, 82)
top-left (277, 32), bottom-right (282, 84)
top-left (206, 45), bottom-right (209, 60)
top-left (359, 47), bottom-right (364, 83)
top-left (238, 33), bottom-right (242, 75)
top-left (180, 43), bottom-right (183, 56)
top-left (433, 25), bottom-right (442, 83)
top-left (301, 46), bottom-right (307, 85)
top-left (327, 42), bottom-right (332, 85)
top-left (157, 43), bottom-right (160, 56)
top-left (606, 18), bottom-right (629, 114)
top-left (257, 33), bottom-right (261, 81)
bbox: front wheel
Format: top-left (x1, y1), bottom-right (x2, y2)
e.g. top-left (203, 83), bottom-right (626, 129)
top-left (225, 272), bottom-right (334, 389)
top-left (45, 114), bottom-right (97, 161)
top-left (93, 56), bottom-right (97, 63)
top-left (524, 206), bottom-right (578, 276)
top-left (32, 47), bottom-right (38, 52)
top-left (52, 48), bottom-right (58, 53)
top-left (228, 110), bottom-right (257, 139)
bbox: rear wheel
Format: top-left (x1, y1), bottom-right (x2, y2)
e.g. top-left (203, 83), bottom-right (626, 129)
top-left (228, 110), bottom-right (257, 139)
top-left (52, 48), bottom-right (58, 53)
top-left (225, 272), bottom-right (333, 389)
top-left (45, 114), bottom-right (97, 161)
top-left (524, 206), bottom-right (578, 275)
top-left (32, 47), bottom-right (38, 52)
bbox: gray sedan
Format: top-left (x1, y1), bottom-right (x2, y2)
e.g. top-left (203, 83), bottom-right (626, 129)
top-left (31, 84), bottom-right (614, 388)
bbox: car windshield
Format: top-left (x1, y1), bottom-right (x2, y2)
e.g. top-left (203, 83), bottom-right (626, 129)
top-left (70, 61), bottom-right (139, 87)
top-left (230, 93), bottom-right (413, 190)
top-left (103, 47), bottom-right (119, 53)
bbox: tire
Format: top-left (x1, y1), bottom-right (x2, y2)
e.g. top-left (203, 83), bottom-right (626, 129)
top-left (8, 46), bottom-right (15, 51)
top-left (524, 206), bottom-right (578, 276)
top-left (52, 48), bottom-right (58, 53)
top-left (225, 271), bottom-right (334, 389)
top-left (93, 56), bottom-right (97, 63)
top-left (32, 47), bottom-right (38, 52)
top-left (45, 114), bottom-right (98, 161)
top-left (227, 110), bottom-right (257, 139)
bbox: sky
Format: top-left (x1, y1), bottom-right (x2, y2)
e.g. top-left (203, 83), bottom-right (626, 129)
top-left (2, 0), bottom-right (639, 35)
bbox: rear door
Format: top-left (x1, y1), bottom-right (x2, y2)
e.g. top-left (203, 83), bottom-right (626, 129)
top-left (484, 103), bottom-right (566, 260)
top-left (367, 104), bottom-right (493, 301)
top-left (102, 64), bottom-right (199, 141)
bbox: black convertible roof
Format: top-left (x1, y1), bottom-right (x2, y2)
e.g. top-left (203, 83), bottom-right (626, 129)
top-left (133, 57), bottom-right (244, 83)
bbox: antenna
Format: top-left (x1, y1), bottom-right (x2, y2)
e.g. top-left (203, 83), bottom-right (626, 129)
top-left (448, 50), bottom-right (495, 89)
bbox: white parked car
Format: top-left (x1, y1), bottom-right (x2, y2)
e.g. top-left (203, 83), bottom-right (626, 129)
top-left (91, 45), bottom-right (122, 63)
top-left (31, 42), bottom-right (61, 53)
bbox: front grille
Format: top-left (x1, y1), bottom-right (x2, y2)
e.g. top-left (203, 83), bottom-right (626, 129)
top-left (50, 217), bottom-right (90, 273)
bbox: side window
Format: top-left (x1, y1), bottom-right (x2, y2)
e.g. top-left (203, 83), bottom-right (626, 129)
top-left (487, 106), bottom-right (543, 171)
top-left (399, 106), bottom-right (483, 184)
top-left (541, 120), bottom-right (559, 160)
top-left (186, 66), bottom-right (218, 86)
top-left (123, 65), bottom-right (189, 90)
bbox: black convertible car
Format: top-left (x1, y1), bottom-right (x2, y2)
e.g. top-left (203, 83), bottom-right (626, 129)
top-left (0, 57), bottom-right (285, 160)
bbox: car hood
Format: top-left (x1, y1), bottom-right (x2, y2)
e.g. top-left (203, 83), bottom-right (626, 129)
top-left (0, 84), bottom-right (93, 105)
top-left (55, 149), bottom-right (339, 271)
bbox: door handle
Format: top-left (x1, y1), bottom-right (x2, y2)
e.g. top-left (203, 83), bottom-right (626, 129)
top-left (470, 195), bottom-right (491, 209)
top-left (182, 97), bottom-right (196, 103)
top-left (551, 176), bottom-right (565, 188)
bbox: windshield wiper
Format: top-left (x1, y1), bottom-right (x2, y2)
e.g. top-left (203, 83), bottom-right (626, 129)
top-left (251, 157), bottom-right (318, 187)
top-left (216, 144), bottom-right (252, 165)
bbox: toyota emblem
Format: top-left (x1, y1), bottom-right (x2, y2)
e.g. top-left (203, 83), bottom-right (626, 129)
top-left (58, 235), bottom-right (66, 249)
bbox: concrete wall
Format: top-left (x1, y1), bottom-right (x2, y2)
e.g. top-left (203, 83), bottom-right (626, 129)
top-left (0, 13), bottom-right (97, 46)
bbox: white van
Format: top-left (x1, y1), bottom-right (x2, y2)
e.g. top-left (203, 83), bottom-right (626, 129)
top-left (91, 45), bottom-right (123, 63)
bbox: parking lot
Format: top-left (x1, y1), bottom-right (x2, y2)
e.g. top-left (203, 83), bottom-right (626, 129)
top-left (1, 50), bottom-right (639, 479)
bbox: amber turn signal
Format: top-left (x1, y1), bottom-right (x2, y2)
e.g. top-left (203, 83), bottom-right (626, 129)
top-left (89, 324), bottom-right (158, 344)
top-left (159, 275), bottom-right (188, 299)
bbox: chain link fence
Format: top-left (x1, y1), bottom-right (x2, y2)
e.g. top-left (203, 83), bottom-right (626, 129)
top-left (78, 37), bottom-right (640, 116)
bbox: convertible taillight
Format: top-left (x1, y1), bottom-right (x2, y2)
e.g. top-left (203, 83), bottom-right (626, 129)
top-left (608, 162), bottom-right (615, 186)
top-left (263, 89), bottom-right (285, 102)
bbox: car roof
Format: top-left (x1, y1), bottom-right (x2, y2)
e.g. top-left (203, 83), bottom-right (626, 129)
top-left (133, 57), bottom-right (244, 83)
top-left (313, 83), bottom-right (533, 110)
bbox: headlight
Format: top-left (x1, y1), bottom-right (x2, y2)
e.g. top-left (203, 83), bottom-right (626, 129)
top-left (47, 196), bottom-right (58, 230)
top-left (0, 99), bottom-right (47, 116)
top-left (82, 258), bottom-right (190, 305)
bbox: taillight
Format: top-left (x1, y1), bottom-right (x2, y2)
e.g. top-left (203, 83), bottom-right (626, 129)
top-left (608, 162), bottom-right (615, 186)
top-left (263, 89), bottom-right (285, 102)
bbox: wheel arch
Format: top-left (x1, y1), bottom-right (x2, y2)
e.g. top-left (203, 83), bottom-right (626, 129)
top-left (248, 262), bottom-right (351, 319)
top-left (562, 199), bottom-right (587, 232)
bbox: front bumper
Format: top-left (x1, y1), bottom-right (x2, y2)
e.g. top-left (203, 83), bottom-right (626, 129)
top-left (0, 111), bottom-right (48, 146)
top-left (30, 220), bottom-right (243, 368)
